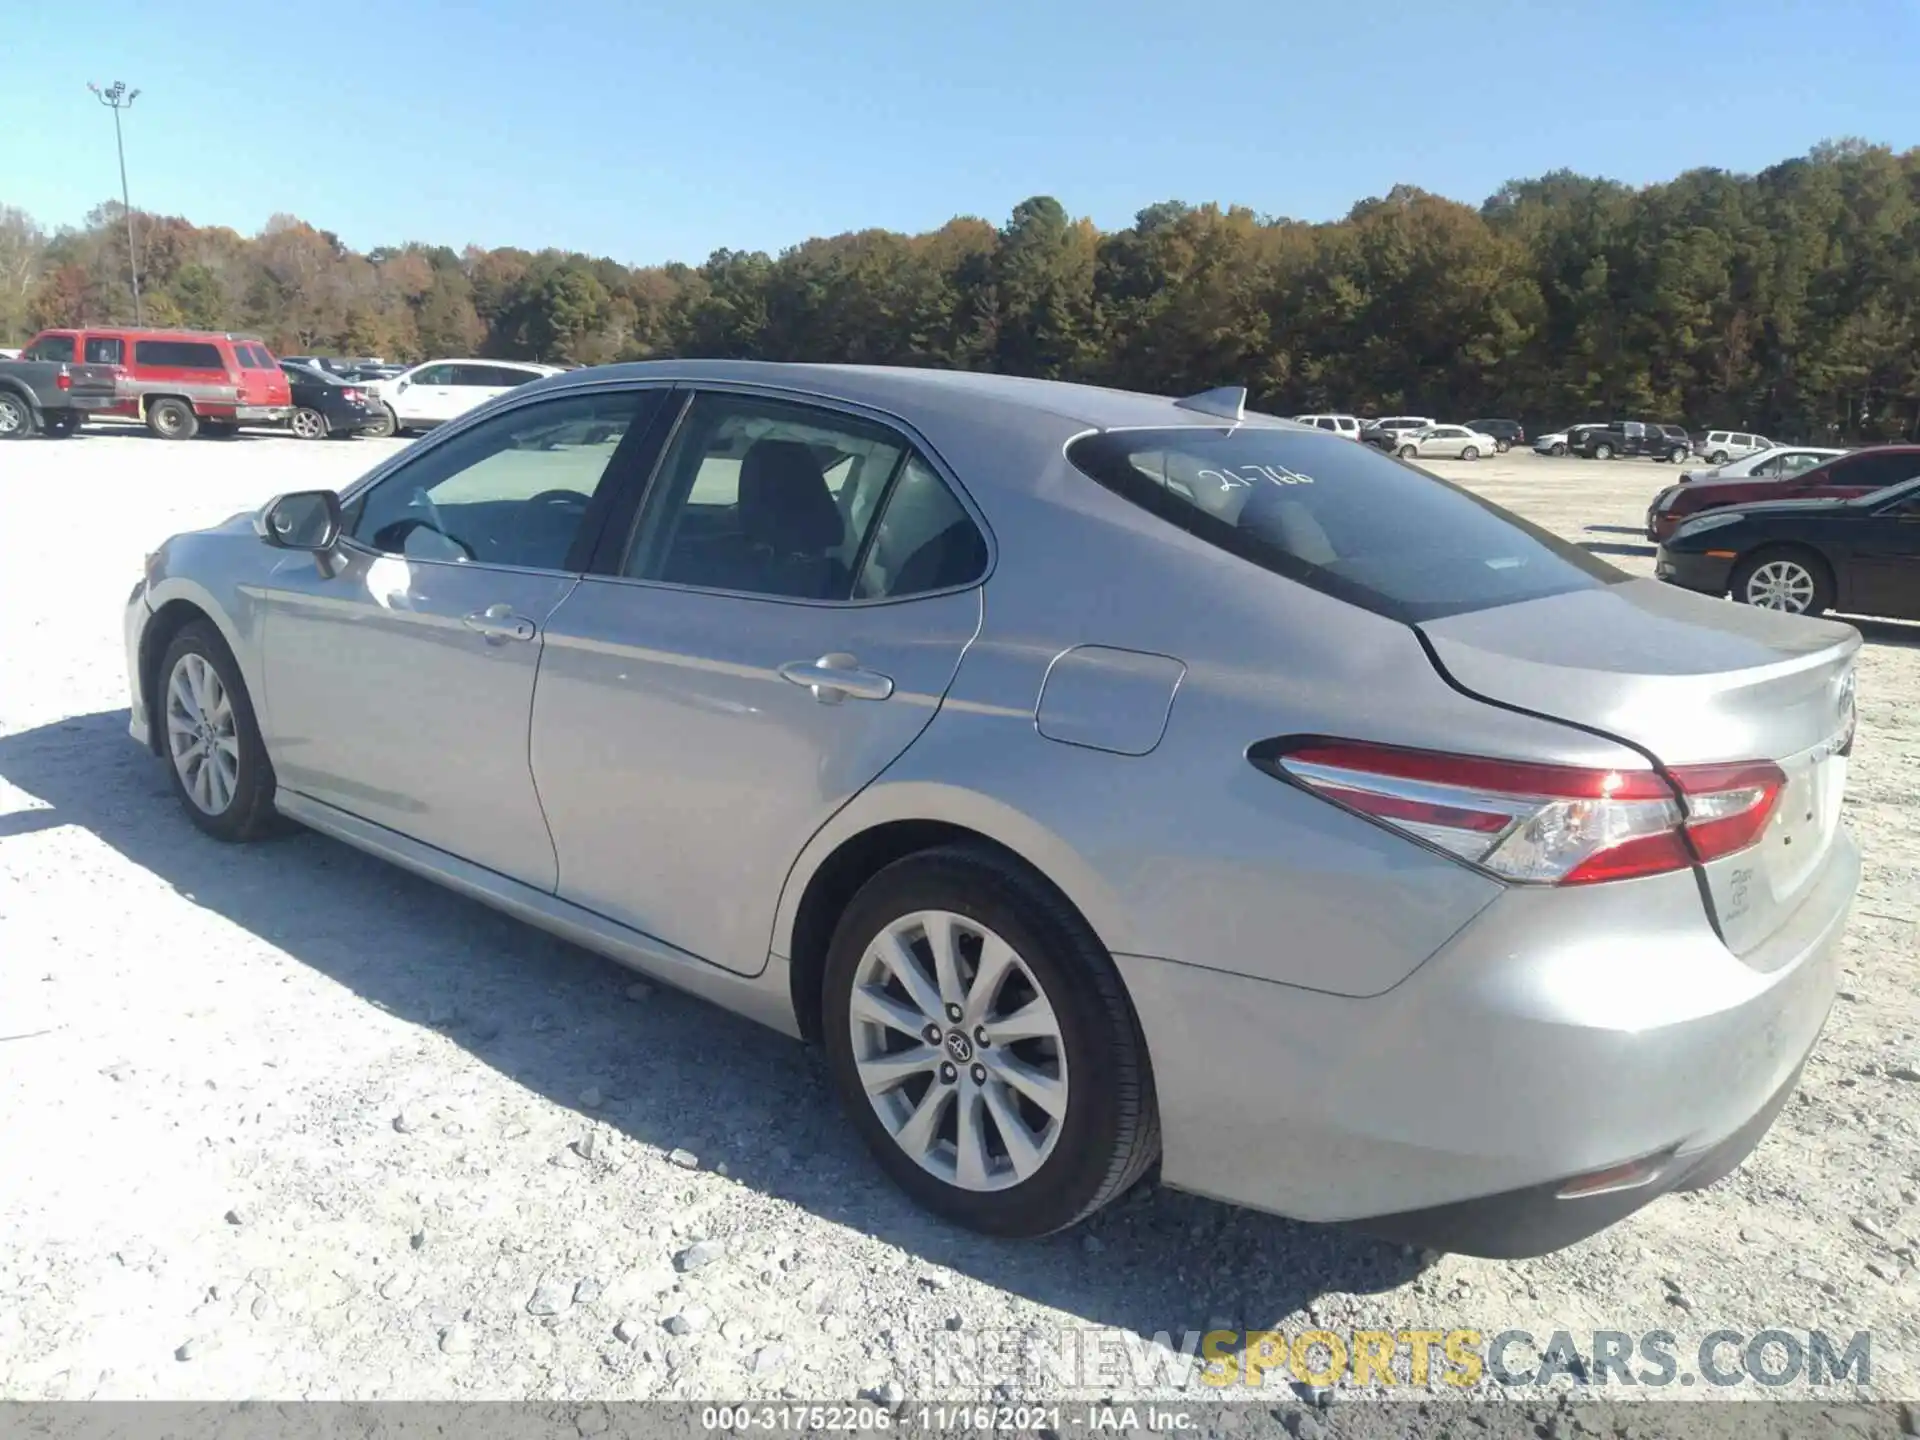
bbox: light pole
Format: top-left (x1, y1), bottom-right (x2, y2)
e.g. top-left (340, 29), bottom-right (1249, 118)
top-left (88, 80), bottom-right (143, 325)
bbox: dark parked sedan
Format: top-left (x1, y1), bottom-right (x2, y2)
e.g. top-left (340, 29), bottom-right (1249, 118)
top-left (280, 363), bottom-right (383, 440)
top-left (1657, 475), bottom-right (1920, 618)
top-left (1464, 418), bottom-right (1525, 452)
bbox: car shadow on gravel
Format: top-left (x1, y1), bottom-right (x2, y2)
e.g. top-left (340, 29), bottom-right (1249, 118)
top-left (0, 710), bottom-right (1423, 1343)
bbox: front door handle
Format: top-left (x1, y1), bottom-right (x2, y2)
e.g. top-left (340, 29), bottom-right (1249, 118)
top-left (778, 653), bottom-right (894, 704)
top-left (462, 604), bottom-right (537, 643)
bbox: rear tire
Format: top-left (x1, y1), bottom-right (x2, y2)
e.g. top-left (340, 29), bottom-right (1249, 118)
top-left (156, 622), bottom-right (281, 841)
top-left (1731, 547), bottom-right (1833, 617)
top-left (1397, 444), bottom-right (1417, 459)
top-left (1710, 450), bottom-right (1730, 465)
top-left (1550, 442), bottom-right (1567, 457)
top-left (147, 398), bottom-right (199, 441)
top-left (1494, 439), bottom-right (1510, 453)
top-left (0, 392), bottom-right (33, 438)
top-left (290, 407), bottom-right (329, 440)
top-left (1593, 442), bottom-right (1614, 460)
top-left (1667, 447), bottom-right (1688, 464)
top-left (822, 845), bottom-right (1158, 1238)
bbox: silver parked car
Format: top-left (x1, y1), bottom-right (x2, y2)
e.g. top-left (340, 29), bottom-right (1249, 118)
top-left (1394, 424), bottom-right (1497, 461)
top-left (126, 362), bottom-right (1860, 1256)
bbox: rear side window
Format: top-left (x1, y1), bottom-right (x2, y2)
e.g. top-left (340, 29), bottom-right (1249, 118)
top-left (1066, 427), bottom-right (1620, 624)
top-left (854, 455), bottom-right (989, 599)
top-left (84, 337), bottom-right (124, 365)
top-left (238, 344), bottom-right (274, 369)
top-left (1832, 451), bottom-right (1920, 489)
top-left (134, 340), bottom-right (224, 369)
top-left (26, 335), bottom-right (76, 363)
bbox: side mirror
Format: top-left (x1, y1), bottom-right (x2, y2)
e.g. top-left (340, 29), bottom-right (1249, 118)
top-left (255, 490), bottom-right (342, 551)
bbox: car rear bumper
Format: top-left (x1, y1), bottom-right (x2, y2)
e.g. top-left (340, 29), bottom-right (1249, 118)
top-left (1116, 832), bottom-right (1855, 1256)
top-left (1654, 546), bottom-right (1735, 595)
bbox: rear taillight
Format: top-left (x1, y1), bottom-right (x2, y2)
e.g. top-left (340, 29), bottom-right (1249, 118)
top-left (342, 388), bottom-right (364, 402)
top-left (56, 372), bottom-right (72, 391)
top-left (1260, 740), bottom-right (1782, 885)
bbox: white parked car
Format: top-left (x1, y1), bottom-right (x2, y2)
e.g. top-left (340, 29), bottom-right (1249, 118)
top-left (365, 359), bottom-right (564, 437)
top-left (1695, 430), bottom-right (1774, 465)
top-left (1292, 413), bottom-right (1361, 439)
top-left (1679, 445), bottom-right (1848, 485)
top-left (1395, 425), bottom-right (1496, 461)
top-left (1532, 429), bottom-right (1572, 456)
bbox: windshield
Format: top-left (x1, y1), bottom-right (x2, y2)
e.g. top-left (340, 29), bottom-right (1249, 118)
top-left (1066, 426), bottom-right (1622, 623)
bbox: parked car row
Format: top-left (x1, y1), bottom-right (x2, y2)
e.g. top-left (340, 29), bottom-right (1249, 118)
top-left (1292, 414), bottom-right (1526, 459)
top-left (3, 326), bottom-right (564, 443)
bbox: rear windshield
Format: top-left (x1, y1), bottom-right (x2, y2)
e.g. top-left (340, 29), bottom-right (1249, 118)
top-left (1066, 426), bottom-right (1621, 623)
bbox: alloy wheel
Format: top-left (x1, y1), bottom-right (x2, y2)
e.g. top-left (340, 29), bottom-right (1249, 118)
top-left (290, 408), bottom-right (326, 440)
top-left (847, 909), bottom-right (1068, 1192)
top-left (1744, 559), bottom-right (1817, 613)
top-left (166, 652), bottom-right (241, 815)
top-left (0, 394), bottom-right (26, 436)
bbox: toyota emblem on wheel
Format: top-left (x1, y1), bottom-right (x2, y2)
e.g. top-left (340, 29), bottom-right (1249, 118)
top-left (944, 1030), bottom-right (975, 1064)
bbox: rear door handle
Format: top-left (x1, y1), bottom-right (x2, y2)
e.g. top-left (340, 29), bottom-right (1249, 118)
top-left (778, 653), bottom-right (894, 704)
top-left (463, 604), bottom-right (537, 643)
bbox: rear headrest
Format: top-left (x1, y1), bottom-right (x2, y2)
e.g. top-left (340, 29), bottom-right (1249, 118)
top-left (738, 440), bottom-right (844, 554)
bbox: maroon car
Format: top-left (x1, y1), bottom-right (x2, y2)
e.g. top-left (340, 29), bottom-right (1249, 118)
top-left (1647, 445), bottom-right (1920, 542)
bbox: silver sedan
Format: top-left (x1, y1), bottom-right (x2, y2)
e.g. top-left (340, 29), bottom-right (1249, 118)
top-left (1396, 424), bottom-right (1497, 461)
top-left (126, 362), bottom-right (1859, 1256)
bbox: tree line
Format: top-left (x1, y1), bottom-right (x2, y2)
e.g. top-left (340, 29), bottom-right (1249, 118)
top-left (4, 138), bottom-right (1917, 441)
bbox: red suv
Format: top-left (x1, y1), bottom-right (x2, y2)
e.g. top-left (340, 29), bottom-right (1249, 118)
top-left (18, 328), bottom-right (294, 440)
top-left (1646, 445), bottom-right (1920, 541)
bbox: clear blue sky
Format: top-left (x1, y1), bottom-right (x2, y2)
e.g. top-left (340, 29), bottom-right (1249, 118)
top-left (5, 0), bottom-right (1916, 266)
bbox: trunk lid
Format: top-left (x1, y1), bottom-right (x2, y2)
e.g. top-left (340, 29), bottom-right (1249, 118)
top-left (1419, 578), bottom-right (1858, 956)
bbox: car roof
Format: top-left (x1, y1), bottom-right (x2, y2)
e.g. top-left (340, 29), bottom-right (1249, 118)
top-left (538, 360), bottom-right (1307, 496)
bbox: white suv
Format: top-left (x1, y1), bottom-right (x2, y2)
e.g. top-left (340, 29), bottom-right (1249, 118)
top-left (1695, 429), bottom-right (1773, 465)
top-left (1292, 413), bottom-right (1361, 439)
top-left (366, 359), bottom-right (564, 437)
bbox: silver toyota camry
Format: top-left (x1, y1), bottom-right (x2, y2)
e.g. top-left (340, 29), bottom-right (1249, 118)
top-left (125, 361), bottom-right (1860, 1256)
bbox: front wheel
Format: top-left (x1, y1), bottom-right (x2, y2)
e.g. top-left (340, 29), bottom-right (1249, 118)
top-left (1710, 450), bottom-right (1730, 465)
top-left (823, 846), bottom-right (1158, 1237)
top-left (147, 397), bottom-right (199, 441)
top-left (1667, 447), bottom-right (1688, 464)
top-left (289, 407), bottom-right (328, 440)
top-left (1731, 549), bottom-right (1832, 617)
top-left (1461, 445), bottom-right (1480, 460)
top-left (1593, 443), bottom-right (1614, 461)
top-left (1397, 444), bottom-right (1418, 459)
top-left (158, 622), bottom-right (281, 841)
top-left (1494, 439), bottom-right (1510, 453)
top-left (363, 405), bottom-right (399, 439)
top-left (1550, 442), bottom-right (1567, 457)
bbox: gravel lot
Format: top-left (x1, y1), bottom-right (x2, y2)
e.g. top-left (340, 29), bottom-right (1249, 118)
top-left (2, 427), bottom-right (1917, 1407)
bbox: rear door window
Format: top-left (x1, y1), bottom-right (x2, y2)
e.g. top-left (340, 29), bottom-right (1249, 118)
top-left (1829, 451), bottom-right (1920, 489)
top-left (1066, 426), bottom-right (1619, 624)
top-left (83, 336), bottom-right (124, 365)
top-left (134, 340), bottom-right (225, 369)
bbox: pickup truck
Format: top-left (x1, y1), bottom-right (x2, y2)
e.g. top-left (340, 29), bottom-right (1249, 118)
top-left (1570, 420), bottom-right (1693, 462)
top-left (0, 357), bottom-right (121, 438)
